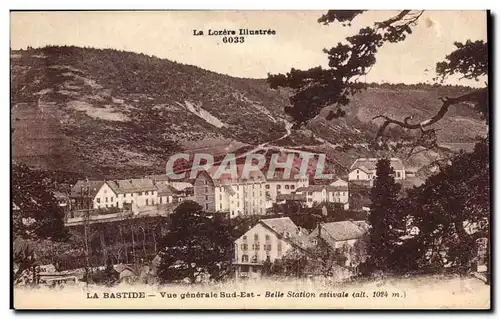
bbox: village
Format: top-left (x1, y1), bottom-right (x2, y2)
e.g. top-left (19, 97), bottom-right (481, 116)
top-left (14, 156), bottom-right (424, 286)
top-left (9, 10), bottom-right (490, 310)
top-left (60, 157), bottom-right (411, 223)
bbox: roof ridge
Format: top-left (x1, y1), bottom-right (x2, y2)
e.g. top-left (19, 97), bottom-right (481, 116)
top-left (261, 216), bottom-right (292, 221)
top-left (322, 220), bottom-right (352, 241)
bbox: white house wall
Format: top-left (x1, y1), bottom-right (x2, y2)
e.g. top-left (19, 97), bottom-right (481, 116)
top-left (348, 169), bottom-right (371, 181)
top-left (234, 223), bottom-right (295, 265)
top-left (93, 183), bottom-right (118, 209)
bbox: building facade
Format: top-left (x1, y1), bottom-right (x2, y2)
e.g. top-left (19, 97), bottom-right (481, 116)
top-left (70, 177), bottom-right (186, 215)
top-left (233, 217), bottom-right (309, 279)
top-left (193, 165), bottom-right (272, 217)
top-left (295, 180), bottom-right (349, 210)
top-left (348, 158), bottom-right (406, 185)
top-left (265, 172), bottom-right (309, 203)
top-left (193, 171), bottom-right (217, 212)
top-left (307, 220), bottom-right (369, 268)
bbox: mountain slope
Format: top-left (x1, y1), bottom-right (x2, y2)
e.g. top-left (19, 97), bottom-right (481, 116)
top-left (11, 46), bottom-right (487, 179)
top-left (307, 84), bottom-right (486, 144)
top-left (11, 46), bottom-right (291, 178)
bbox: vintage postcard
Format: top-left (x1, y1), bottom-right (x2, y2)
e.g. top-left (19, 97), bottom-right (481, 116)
top-left (10, 10), bottom-right (490, 310)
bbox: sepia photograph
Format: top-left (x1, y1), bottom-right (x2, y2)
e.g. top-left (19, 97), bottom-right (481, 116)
top-left (10, 10), bottom-right (490, 310)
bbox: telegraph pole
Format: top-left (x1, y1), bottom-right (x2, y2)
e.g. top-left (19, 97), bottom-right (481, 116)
top-left (82, 182), bottom-right (91, 286)
top-left (228, 211), bottom-right (233, 275)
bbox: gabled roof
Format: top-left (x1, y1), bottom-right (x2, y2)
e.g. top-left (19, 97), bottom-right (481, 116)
top-left (146, 174), bottom-right (173, 182)
top-left (155, 183), bottom-right (178, 196)
top-left (260, 217), bottom-right (298, 236)
top-left (325, 185), bottom-right (349, 192)
top-left (146, 174), bottom-right (193, 187)
top-left (351, 220), bottom-right (370, 232)
top-left (296, 184), bottom-right (348, 193)
top-left (266, 168), bottom-right (305, 181)
top-left (330, 178), bottom-right (348, 187)
top-left (107, 179), bottom-right (157, 194)
top-left (198, 164), bottom-right (266, 185)
top-left (309, 221), bottom-right (367, 247)
top-left (70, 180), bottom-right (105, 198)
top-left (169, 182), bottom-right (193, 191)
top-left (296, 185), bottom-right (326, 193)
top-left (350, 158), bottom-right (405, 172)
top-left (259, 217), bottom-right (309, 248)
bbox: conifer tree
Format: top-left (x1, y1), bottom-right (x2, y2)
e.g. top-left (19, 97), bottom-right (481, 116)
top-left (157, 201), bottom-right (233, 283)
top-left (368, 158), bottom-right (402, 271)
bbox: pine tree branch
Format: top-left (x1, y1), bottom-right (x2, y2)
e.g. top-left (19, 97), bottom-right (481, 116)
top-left (372, 88), bottom-right (487, 139)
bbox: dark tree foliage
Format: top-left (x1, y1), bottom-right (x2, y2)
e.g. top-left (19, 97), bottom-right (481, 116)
top-left (157, 201), bottom-right (233, 283)
top-left (12, 163), bottom-right (69, 282)
top-left (13, 238), bottom-right (37, 283)
top-left (267, 202), bottom-right (368, 232)
top-left (12, 163), bottom-right (68, 241)
top-left (401, 140), bottom-right (489, 275)
top-left (318, 10), bottom-right (366, 26)
top-left (267, 10), bottom-right (488, 156)
top-left (268, 10), bottom-right (424, 125)
top-left (368, 159), bottom-right (402, 271)
top-left (89, 257), bottom-right (120, 286)
top-left (436, 40), bottom-right (489, 120)
top-left (436, 40), bottom-right (488, 82)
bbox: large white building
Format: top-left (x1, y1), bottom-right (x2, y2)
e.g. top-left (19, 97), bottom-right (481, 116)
top-left (193, 165), bottom-right (309, 217)
top-left (294, 178), bottom-right (349, 209)
top-left (348, 158), bottom-right (406, 185)
top-left (265, 171), bottom-right (309, 203)
top-left (146, 174), bottom-right (194, 193)
top-left (233, 217), bottom-right (309, 279)
top-left (193, 165), bottom-right (270, 217)
top-left (70, 177), bottom-right (187, 214)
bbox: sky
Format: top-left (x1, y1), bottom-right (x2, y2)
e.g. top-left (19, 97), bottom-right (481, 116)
top-left (10, 10), bottom-right (488, 86)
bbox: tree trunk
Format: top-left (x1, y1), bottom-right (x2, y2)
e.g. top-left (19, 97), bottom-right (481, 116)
top-left (152, 230), bottom-right (157, 254)
top-left (188, 262), bottom-right (196, 283)
top-left (131, 227), bottom-right (136, 264)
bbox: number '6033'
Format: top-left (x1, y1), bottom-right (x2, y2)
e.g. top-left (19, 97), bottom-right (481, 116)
top-left (222, 36), bottom-right (245, 43)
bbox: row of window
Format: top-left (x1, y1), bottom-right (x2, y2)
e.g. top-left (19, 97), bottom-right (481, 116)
top-left (242, 234), bottom-right (273, 241)
top-left (355, 170), bottom-right (402, 179)
top-left (240, 253), bottom-right (275, 264)
top-left (240, 265), bottom-right (258, 273)
top-left (108, 189), bottom-right (151, 196)
top-left (205, 184), bottom-right (300, 194)
top-left (241, 255), bottom-right (256, 262)
top-left (122, 191), bottom-right (156, 196)
top-left (240, 243), bottom-right (281, 251)
top-left (97, 197), bottom-right (161, 206)
top-left (96, 202), bottom-right (119, 209)
top-left (276, 184), bottom-right (295, 190)
top-left (96, 196), bottom-right (114, 203)
top-left (230, 208), bottom-right (265, 216)
top-left (306, 191), bottom-right (346, 196)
